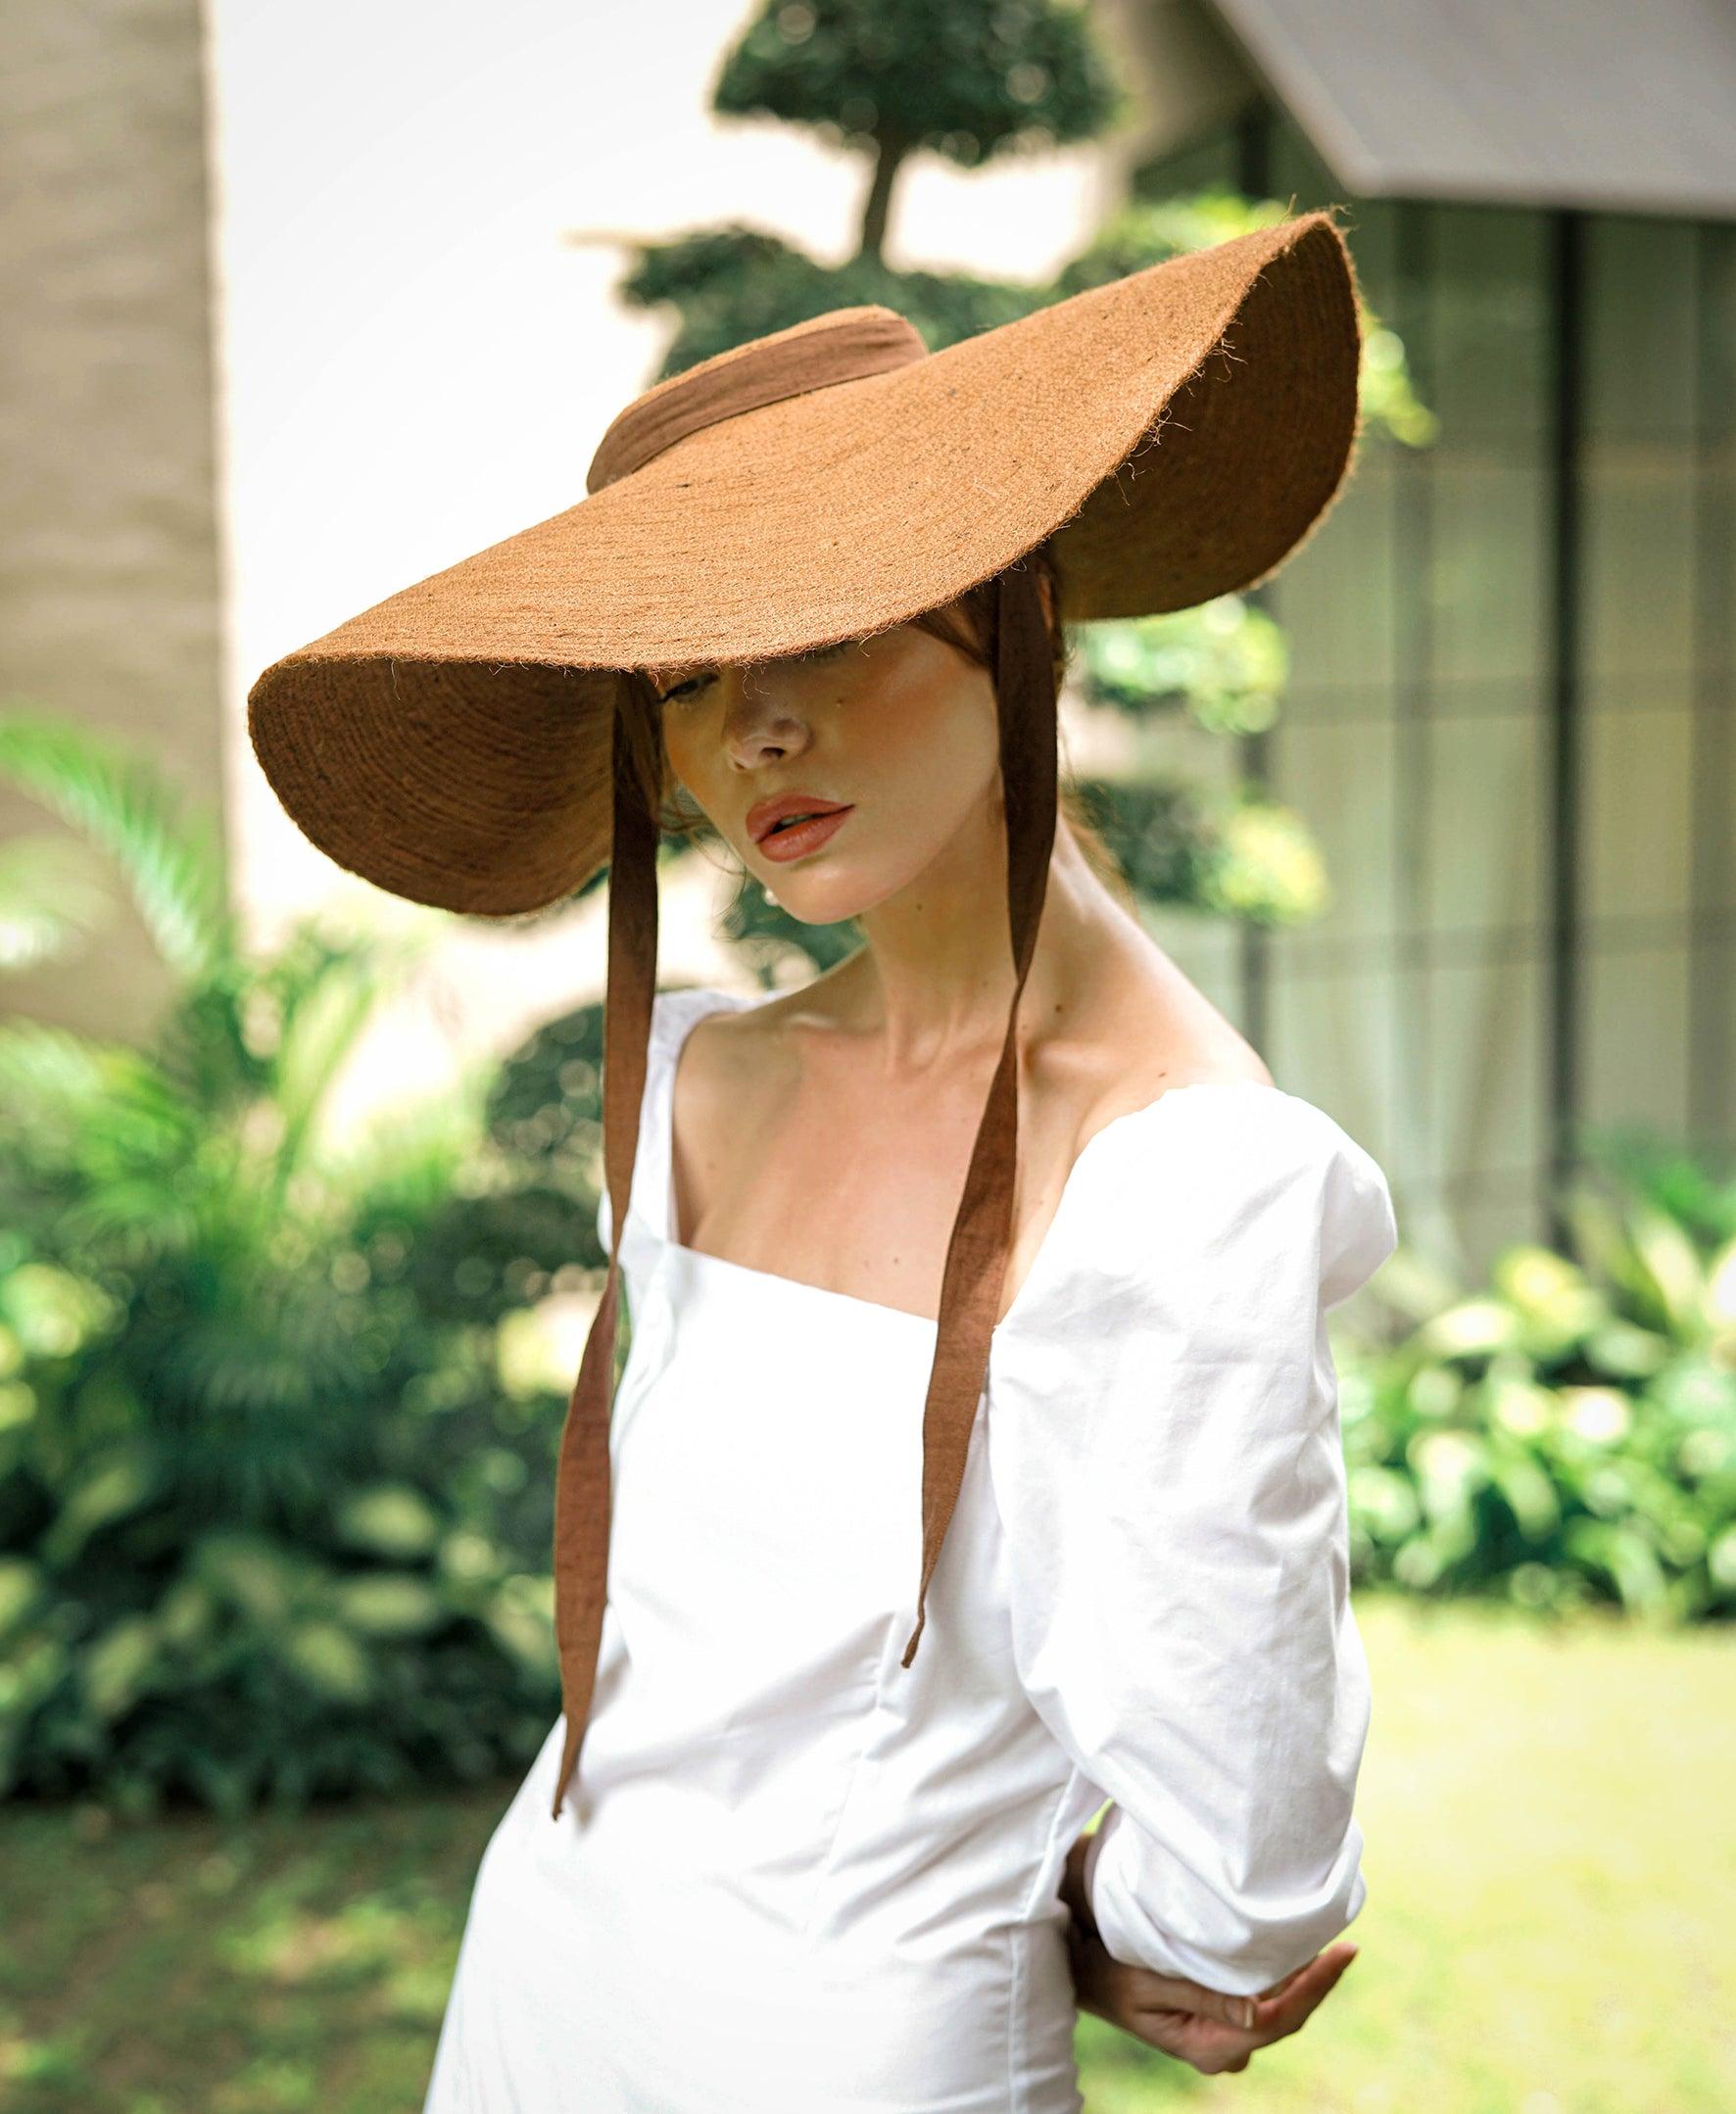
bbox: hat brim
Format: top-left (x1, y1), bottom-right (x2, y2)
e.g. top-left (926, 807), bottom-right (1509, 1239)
top-left (248, 210), bottom-right (1363, 916)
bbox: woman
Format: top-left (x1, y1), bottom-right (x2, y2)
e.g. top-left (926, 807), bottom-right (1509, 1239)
top-left (248, 209), bottom-right (1397, 2112)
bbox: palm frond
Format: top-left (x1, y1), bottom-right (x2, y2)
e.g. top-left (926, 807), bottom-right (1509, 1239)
top-left (0, 1020), bottom-right (203, 1194)
top-left (259, 923), bottom-right (432, 1187)
top-left (0, 835), bottom-right (113, 973)
top-left (0, 1018), bottom-right (137, 1133)
top-left (153, 966), bottom-right (265, 1118)
top-left (0, 705), bottom-right (231, 982)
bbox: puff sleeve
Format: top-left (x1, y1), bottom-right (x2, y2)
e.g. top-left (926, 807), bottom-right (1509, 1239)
top-left (985, 1084), bottom-right (1398, 1998)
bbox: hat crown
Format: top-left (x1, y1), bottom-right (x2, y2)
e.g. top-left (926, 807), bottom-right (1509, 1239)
top-left (586, 304), bottom-right (928, 495)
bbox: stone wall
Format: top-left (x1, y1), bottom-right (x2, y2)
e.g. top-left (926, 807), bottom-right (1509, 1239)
top-left (0, 0), bottom-right (226, 1035)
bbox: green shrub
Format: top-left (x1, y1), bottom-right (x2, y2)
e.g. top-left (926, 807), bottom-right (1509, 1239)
top-left (0, 713), bottom-right (603, 1815)
top-left (1339, 1152), bottom-right (1736, 1622)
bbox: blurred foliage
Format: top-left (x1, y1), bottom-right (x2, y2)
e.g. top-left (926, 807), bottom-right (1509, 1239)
top-left (0, 711), bottom-right (607, 1814)
top-left (0, 834), bottom-right (112, 975)
top-left (715, 863), bottom-right (870, 985)
top-left (1336, 1146), bottom-right (1736, 1624)
top-left (1073, 590), bottom-right (1291, 735)
top-left (1071, 778), bottom-right (1327, 929)
top-left (718, 0), bottom-right (1123, 171)
top-left (0, 715), bottom-right (230, 982)
top-left (612, 226), bottom-right (1043, 379)
top-left (715, 0), bottom-right (1125, 261)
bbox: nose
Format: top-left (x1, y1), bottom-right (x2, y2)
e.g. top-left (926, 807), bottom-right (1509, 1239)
top-left (721, 669), bottom-right (813, 771)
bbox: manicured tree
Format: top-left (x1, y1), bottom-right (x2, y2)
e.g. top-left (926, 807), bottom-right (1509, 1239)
top-left (593, 0), bottom-right (1124, 377)
top-left (713, 0), bottom-right (1124, 263)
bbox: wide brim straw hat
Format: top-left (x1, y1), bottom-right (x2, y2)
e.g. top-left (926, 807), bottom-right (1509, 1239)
top-left (248, 207), bottom-right (1366, 1822)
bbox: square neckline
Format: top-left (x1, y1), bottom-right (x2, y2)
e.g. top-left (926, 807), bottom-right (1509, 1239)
top-left (655, 985), bottom-right (1278, 1336)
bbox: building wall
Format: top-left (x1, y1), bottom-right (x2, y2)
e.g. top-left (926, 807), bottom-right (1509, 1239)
top-left (0, 0), bottom-right (227, 1036)
top-left (1136, 108), bottom-right (1736, 1279)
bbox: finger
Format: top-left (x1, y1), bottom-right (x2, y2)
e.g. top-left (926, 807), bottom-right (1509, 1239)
top-left (1253, 1946), bottom-right (1359, 2042)
top-left (1197, 1987), bottom-right (1264, 2032)
top-left (1275, 1944), bottom-right (1358, 2012)
top-left (1119, 1971), bottom-right (1263, 2033)
top-left (1258, 1941), bottom-right (1357, 2002)
top-left (1259, 1967), bottom-right (1307, 2001)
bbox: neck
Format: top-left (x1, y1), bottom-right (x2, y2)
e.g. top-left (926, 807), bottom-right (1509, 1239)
top-left (832, 808), bottom-right (1123, 1074)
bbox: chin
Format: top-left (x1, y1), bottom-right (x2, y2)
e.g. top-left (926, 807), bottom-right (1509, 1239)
top-left (762, 885), bottom-right (869, 928)
top-left (754, 857), bottom-right (891, 928)
top-left (751, 824), bottom-right (944, 925)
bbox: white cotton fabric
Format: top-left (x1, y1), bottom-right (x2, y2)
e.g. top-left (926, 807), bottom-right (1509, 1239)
top-left (423, 983), bottom-right (1399, 2114)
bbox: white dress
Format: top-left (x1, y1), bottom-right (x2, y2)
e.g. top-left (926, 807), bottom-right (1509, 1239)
top-left (423, 982), bottom-right (1399, 2114)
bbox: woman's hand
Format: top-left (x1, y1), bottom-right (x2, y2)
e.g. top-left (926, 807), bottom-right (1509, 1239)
top-left (1059, 1830), bottom-right (1360, 2076)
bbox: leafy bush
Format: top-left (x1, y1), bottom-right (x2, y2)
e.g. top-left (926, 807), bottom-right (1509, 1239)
top-left (1339, 1151), bottom-right (1736, 1622)
top-left (613, 224), bottom-right (1046, 377)
top-left (0, 713), bottom-right (603, 1814)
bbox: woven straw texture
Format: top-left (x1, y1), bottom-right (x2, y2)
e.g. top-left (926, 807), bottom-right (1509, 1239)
top-left (246, 210), bottom-right (1363, 917)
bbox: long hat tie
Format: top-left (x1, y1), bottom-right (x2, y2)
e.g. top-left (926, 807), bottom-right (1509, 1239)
top-left (549, 562), bottom-right (1057, 1824)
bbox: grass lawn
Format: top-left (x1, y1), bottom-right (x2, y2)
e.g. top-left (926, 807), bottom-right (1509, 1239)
top-left (2, 1591), bottom-right (1731, 2113)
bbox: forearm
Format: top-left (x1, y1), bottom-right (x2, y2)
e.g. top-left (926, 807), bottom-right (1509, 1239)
top-left (1060, 1817), bottom-right (1106, 1940)
top-left (1061, 1811), bottom-right (1271, 2041)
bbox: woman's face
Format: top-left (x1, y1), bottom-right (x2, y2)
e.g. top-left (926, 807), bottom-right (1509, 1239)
top-left (650, 609), bottom-right (1008, 926)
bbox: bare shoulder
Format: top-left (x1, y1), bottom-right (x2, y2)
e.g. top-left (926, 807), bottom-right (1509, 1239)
top-left (671, 942), bottom-right (1271, 1165)
top-left (1061, 937), bottom-right (1274, 1151)
top-left (667, 977), bottom-right (822, 1122)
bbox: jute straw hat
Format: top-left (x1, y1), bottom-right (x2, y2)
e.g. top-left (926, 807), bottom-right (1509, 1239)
top-left (247, 207), bottom-right (1365, 1822)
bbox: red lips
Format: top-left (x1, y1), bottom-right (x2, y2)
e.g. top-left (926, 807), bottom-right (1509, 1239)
top-left (747, 793), bottom-right (852, 844)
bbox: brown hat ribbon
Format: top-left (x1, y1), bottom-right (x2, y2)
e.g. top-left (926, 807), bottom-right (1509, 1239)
top-left (549, 670), bottom-right (660, 1822)
top-left (586, 306), bottom-right (928, 496)
top-left (899, 562), bottom-right (1056, 1669)
top-left (551, 326), bottom-right (1057, 1825)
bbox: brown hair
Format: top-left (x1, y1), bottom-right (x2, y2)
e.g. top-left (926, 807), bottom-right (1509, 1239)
top-left (614, 538), bottom-right (1134, 911)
